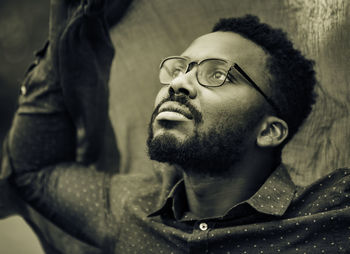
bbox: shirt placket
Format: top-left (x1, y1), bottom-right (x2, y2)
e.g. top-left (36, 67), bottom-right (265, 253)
top-left (188, 220), bottom-right (213, 253)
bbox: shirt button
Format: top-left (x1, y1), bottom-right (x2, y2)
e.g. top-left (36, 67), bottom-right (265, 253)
top-left (199, 222), bottom-right (208, 231)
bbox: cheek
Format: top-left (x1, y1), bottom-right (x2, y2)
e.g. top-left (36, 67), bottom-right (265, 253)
top-left (201, 105), bottom-right (239, 129)
top-left (198, 102), bottom-right (237, 134)
top-left (154, 86), bottom-right (169, 107)
top-left (199, 89), bottom-right (242, 117)
top-left (198, 89), bottom-right (259, 130)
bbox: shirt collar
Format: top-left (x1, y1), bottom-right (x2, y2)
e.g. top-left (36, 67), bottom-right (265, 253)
top-left (148, 164), bottom-right (296, 220)
top-left (241, 164), bottom-right (296, 216)
top-left (148, 179), bottom-right (188, 220)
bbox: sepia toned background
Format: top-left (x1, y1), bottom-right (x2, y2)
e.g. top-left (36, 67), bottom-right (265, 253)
top-left (1, 0), bottom-right (349, 253)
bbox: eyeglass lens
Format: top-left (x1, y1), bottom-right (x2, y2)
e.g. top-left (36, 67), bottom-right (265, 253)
top-left (159, 58), bottom-right (232, 87)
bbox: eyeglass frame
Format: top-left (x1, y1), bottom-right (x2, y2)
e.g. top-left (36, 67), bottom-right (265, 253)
top-left (159, 56), bottom-right (281, 117)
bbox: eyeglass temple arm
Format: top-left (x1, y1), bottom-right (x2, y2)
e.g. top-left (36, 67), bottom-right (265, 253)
top-left (233, 63), bottom-right (281, 116)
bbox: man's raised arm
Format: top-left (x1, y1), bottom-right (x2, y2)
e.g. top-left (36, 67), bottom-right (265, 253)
top-left (2, 0), bottom-right (115, 247)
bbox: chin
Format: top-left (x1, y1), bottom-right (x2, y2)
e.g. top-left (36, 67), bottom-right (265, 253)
top-left (147, 132), bottom-right (184, 163)
top-left (152, 127), bottom-right (188, 143)
top-left (147, 120), bottom-right (249, 177)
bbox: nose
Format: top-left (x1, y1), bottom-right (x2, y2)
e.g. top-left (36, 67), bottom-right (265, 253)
top-left (168, 69), bottom-right (198, 99)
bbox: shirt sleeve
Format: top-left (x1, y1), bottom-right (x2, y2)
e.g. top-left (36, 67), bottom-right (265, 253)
top-left (3, 0), bottom-right (115, 248)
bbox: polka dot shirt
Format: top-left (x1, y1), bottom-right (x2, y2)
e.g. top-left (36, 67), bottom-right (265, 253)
top-left (12, 163), bottom-right (350, 253)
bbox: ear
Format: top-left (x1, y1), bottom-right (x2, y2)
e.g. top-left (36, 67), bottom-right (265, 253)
top-left (256, 116), bottom-right (289, 148)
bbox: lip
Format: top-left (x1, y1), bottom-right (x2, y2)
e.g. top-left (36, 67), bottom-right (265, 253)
top-left (156, 102), bottom-right (193, 121)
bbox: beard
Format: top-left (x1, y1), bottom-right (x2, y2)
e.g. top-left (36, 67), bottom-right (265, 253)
top-left (147, 95), bottom-right (264, 177)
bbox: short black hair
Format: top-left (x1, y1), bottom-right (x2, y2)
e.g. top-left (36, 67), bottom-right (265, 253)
top-left (212, 15), bottom-right (317, 142)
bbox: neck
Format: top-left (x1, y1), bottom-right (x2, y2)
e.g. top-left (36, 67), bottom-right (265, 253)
top-left (182, 151), bottom-right (277, 219)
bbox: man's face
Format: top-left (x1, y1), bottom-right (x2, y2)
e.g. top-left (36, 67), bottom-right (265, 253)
top-left (147, 32), bottom-right (271, 176)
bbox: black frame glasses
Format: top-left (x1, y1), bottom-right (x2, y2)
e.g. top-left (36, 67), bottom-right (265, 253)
top-left (159, 56), bottom-right (281, 117)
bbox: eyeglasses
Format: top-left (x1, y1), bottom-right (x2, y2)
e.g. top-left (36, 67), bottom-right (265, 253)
top-left (159, 56), bottom-right (281, 116)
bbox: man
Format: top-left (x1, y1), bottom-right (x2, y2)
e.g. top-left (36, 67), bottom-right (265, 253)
top-left (2, 0), bottom-right (350, 253)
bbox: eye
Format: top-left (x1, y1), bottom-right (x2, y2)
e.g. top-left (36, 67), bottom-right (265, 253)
top-left (172, 68), bottom-right (185, 78)
top-left (212, 71), bottom-right (227, 81)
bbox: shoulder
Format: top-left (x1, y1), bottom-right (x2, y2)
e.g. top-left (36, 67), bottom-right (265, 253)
top-left (303, 167), bottom-right (350, 192)
top-left (292, 168), bottom-right (350, 214)
top-left (297, 168), bottom-right (350, 192)
top-left (110, 172), bottom-right (161, 200)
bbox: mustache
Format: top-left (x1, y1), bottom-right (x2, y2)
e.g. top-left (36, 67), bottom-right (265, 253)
top-left (151, 94), bottom-right (203, 124)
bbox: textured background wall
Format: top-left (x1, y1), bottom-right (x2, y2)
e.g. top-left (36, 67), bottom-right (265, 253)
top-left (0, 0), bottom-right (349, 253)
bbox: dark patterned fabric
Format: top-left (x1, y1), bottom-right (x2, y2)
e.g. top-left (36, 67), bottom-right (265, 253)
top-left (7, 144), bottom-right (350, 253)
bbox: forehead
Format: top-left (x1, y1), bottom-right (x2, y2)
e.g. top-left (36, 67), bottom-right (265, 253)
top-left (181, 32), bottom-right (270, 86)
